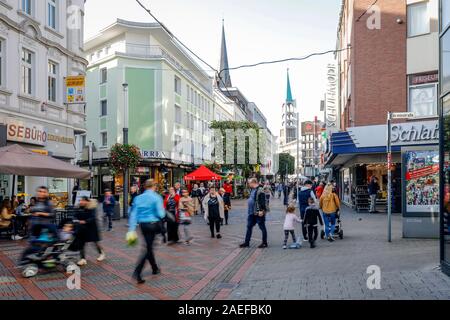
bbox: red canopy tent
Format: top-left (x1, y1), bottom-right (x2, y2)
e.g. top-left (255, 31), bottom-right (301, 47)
top-left (184, 165), bottom-right (222, 181)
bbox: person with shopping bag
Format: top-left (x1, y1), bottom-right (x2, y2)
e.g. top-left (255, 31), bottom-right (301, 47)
top-left (128, 179), bottom-right (166, 284)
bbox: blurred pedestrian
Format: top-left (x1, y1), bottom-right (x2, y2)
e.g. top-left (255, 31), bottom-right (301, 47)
top-left (298, 180), bottom-right (317, 242)
top-left (190, 184), bottom-right (201, 215)
top-left (129, 180), bottom-right (166, 284)
top-left (219, 188), bottom-right (231, 225)
top-left (76, 197), bottom-right (105, 266)
top-left (102, 189), bottom-right (115, 232)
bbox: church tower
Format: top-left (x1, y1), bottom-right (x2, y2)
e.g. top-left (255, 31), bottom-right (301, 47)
top-left (280, 69), bottom-right (298, 146)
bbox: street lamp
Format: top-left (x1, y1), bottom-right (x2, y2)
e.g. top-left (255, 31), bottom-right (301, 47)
top-left (122, 83), bottom-right (129, 219)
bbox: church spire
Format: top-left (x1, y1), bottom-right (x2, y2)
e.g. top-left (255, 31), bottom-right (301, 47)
top-left (286, 68), bottom-right (294, 103)
top-left (218, 20), bottom-right (232, 88)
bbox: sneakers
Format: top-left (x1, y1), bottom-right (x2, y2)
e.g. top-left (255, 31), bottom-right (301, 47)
top-left (97, 252), bottom-right (106, 262)
top-left (216, 234), bottom-right (222, 239)
top-left (258, 243), bottom-right (268, 249)
top-left (310, 242), bottom-right (316, 249)
top-left (77, 259), bottom-right (87, 266)
top-left (12, 235), bottom-right (23, 241)
top-left (327, 236), bottom-right (335, 242)
top-left (282, 245), bottom-right (287, 250)
top-left (152, 268), bottom-right (161, 275)
top-left (132, 273), bottom-right (145, 284)
top-left (239, 243), bottom-right (250, 248)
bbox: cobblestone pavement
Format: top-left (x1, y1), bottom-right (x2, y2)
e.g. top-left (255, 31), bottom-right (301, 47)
top-left (0, 196), bottom-right (449, 300)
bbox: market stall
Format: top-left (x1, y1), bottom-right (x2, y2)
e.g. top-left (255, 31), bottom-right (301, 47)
top-left (184, 165), bottom-right (222, 182)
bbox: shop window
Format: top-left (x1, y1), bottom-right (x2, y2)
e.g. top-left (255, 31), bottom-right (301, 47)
top-left (443, 0), bottom-right (450, 30)
top-left (174, 76), bottom-right (181, 95)
top-left (442, 94), bottom-right (450, 264)
top-left (409, 83), bottom-right (438, 116)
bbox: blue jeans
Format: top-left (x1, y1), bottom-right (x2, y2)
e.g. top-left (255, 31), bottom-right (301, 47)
top-left (244, 214), bottom-right (268, 245)
top-left (323, 213), bottom-right (337, 237)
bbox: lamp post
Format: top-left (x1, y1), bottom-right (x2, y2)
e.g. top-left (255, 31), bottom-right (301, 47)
top-left (122, 83), bottom-right (129, 219)
top-left (296, 112), bottom-right (300, 200)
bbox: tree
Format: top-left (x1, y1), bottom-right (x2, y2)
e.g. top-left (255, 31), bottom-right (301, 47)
top-left (109, 143), bottom-right (142, 176)
top-left (277, 153), bottom-right (295, 182)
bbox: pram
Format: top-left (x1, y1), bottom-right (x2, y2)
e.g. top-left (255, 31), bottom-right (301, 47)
top-left (320, 211), bottom-right (344, 240)
top-left (19, 219), bottom-right (80, 278)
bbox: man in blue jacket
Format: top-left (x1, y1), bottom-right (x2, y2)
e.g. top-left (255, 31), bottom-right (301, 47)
top-left (129, 179), bottom-right (166, 284)
top-left (102, 189), bottom-right (115, 232)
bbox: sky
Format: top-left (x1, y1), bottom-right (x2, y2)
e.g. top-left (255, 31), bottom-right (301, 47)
top-left (85, 0), bottom-right (342, 136)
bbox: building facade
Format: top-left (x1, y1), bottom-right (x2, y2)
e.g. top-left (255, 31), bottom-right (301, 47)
top-left (439, 0), bottom-right (450, 274)
top-left (83, 19), bottom-right (214, 196)
top-left (301, 119), bottom-right (324, 178)
top-left (327, 0), bottom-right (441, 238)
top-left (0, 0), bottom-right (87, 207)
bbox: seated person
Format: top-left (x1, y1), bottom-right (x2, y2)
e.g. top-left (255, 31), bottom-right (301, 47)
top-left (0, 199), bottom-right (15, 230)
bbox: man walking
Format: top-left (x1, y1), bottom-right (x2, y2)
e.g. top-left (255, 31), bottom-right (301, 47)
top-left (102, 189), bottom-right (115, 232)
top-left (240, 178), bottom-right (268, 249)
top-left (368, 177), bottom-right (380, 213)
top-left (297, 180), bottom-right (317, 241)
top-left (129, 180), bottom-right (166, 284)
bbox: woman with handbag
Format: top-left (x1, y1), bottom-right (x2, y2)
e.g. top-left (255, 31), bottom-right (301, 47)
top-left (190, 184), bottom-right (201, 215)
top-left (164, 187), bottom-right (180, 245)
top-left (179, 188), bottom-right (194, 245)
top-left (203, 187), bottom-right (225, 239)
top-left (319, 184), bottom-right (341, 242)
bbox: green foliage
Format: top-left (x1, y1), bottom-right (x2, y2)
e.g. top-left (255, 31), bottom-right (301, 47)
top-left (109, 144), bottom-right (142, 175)
top-left (278, 153), bottom-right (295, 179)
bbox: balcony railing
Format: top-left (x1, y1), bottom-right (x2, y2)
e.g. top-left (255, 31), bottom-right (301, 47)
top-left (117, 44), bottom-right (212, 94)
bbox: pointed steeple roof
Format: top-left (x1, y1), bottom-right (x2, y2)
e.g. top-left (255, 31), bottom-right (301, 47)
top-left (286, 69), bottom-right (294, 103)
top-left (218, 20), bottom-right (232, 88)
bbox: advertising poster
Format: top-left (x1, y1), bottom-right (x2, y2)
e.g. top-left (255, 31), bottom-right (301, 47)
top-left (405, 150), bottom-right (439, 213)
top-left (65, 76), bottom-right (85, 104)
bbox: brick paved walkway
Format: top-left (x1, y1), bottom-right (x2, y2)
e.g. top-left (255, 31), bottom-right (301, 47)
top-left (0, 196), bottom-right (449, 300)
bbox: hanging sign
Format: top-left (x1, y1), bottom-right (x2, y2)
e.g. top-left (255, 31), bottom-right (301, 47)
top-left (66, 76), bottom-right (85, 104)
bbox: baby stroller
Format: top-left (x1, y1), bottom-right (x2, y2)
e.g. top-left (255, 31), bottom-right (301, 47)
top-left (19, 219), bottom-right (80, 278)
top-left (320, 211), bottom-right (344, 240)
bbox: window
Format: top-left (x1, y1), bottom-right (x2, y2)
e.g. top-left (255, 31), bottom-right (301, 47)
top-left (187, 85), bottom-right (190, 102)
top-left (48, 61), bottom-right (57, 102)
top-left (175, 105), bottom-right (182, 124)
top-left (443, 31), bottom-right (450, 95)
top-left (174, 76), bottom-right (181, 95)
top-left (100, 100), bottom-right (107, 116)
top-left (100, 68), bottom-right (107, 84)
top-left (407, 2), bottom-right (430, 37)
top-left (47, 0), bottom-right (57, 29)
top-left (409, 83), bottom-right (438, 116)
top-left (443, 0), bottom-right (450, 30)
top-left (21, 49), bottom-right (33, 95)
top-left (22, 0), bottom-right (32, 15)
top-left (101, 132), bottom-right (107, 147)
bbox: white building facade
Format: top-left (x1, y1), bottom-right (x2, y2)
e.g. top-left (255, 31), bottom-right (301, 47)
top-left (0, 0), bottom-right (87, 203)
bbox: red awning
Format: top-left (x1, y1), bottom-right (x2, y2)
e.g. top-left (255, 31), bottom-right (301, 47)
top-left (184, 165), bottom-right (222, 181)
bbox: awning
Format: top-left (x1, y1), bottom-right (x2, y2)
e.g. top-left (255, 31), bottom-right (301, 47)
top-left (184, 165), bottom-right (222, 181)
top-left (0, 144), bottom-right (91, 179)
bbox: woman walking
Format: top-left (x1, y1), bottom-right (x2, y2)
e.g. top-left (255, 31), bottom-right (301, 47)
top-left (76, 197), bottom-right (105, 266)
top-left (164, 187), bottom-right (180, 245)
top-left (203, 187), bottom-right (224, 239)
top-left (319, 184), bottom-right (341, 242)
top-left (178, 188), bottom-right (194, 245)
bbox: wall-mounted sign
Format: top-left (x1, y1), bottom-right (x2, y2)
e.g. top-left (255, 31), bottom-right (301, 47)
top-left (391, 122), bottom-right (439, 145)
top-left (302, 121), bottom-right (323, 136)
top-left (7, 118), bottom-right (47, 146)
top-left (140, 150), bottom-right (168, 159)
top-left (325, 63), bottom-right (339, 133)
top-left (66, 76), bottom-right (85, 104)
top-left (409, 72), bottom-right (438, 86)
top-left (47, 134), bottom-right (75, 145)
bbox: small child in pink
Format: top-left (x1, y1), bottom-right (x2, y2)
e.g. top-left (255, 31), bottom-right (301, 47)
top-left (283, 206), bottom-right (302, 249)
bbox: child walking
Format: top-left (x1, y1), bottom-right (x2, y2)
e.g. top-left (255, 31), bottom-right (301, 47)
top-left (304, 198), bottom-right (324, 248)
top-left (283, 206), bottom-right (302, 249)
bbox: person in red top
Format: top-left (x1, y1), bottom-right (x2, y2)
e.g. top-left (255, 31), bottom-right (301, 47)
top-left (223, 181), bottom-right (233, 195)
top-left (315, 182), bottom-right (326, 199)
top-left (163, 187), bottom-right (180, 245)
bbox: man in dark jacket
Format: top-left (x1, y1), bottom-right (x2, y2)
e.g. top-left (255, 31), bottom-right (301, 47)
top-left (102, 189), bottom-right (115, 231)
top-left (240, 178), bottom-right (268, 249)
top-left (29, 186), bottom-right (56, 240)
top-left (368, 177), bottom-right (380, 213)
top-left (297, 180), bottom-right (317, 241)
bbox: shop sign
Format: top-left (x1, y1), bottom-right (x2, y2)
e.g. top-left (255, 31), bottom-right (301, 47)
top-left (325, 63), bottom-right (339, 133)
top-left (47, 134), bottom-right (75, 145)
top-left (409, 72), bottom-right (438, 86)
top-left (6, 119), bottom-right (46, 146)
top-left (140, 150), bottom-right (168, 159)
top-left (136, 167), bottom-right (150, 174)
top-left (65, 76), bottom-right (85, 104)
top-left (391, 122), bottom-right (439, 145)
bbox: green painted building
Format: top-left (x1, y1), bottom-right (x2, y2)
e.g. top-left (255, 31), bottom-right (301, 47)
top-left (83, 19), bottom-right (215, 195)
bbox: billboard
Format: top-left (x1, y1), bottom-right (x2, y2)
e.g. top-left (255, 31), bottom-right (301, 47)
top-left (65, 76), bottom-right (85, 104)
